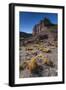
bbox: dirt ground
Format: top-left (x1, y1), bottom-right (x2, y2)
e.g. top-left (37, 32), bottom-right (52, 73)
top-left (19, 41), bottom-right (58, 78)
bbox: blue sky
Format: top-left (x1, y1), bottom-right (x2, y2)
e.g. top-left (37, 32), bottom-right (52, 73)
top-left (19, 12), bottom-right (58, 33)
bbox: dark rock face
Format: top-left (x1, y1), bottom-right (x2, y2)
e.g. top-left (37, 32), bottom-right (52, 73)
top-left (38, 34), bottom-right (48, 40)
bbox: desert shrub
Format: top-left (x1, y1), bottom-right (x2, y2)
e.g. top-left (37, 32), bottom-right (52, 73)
top-left (38, 47), bottom-right (51, 53)
top-left (19, 62), bottom-right (27, 70)
top-left (44, 58), bottom-right (54, 67)
top-left (26, 57), bottom-right (39, 73)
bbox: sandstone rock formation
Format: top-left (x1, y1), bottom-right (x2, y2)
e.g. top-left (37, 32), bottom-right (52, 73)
top-left (32, 17), bottom-right (57, 42)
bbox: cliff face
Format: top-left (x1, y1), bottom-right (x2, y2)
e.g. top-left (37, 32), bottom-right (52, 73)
top-left (32, 18), bottom-right (57, 41)
top-left (32, 20), bottom-right (47, 36)
top-left (32, 18), bottom-right (53, 36)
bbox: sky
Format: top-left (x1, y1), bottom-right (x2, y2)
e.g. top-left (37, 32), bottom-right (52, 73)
top-left (19, 12), bottom-right (58, 33)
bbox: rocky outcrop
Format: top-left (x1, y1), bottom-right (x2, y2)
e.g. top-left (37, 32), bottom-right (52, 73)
top-left (32, 17), bottom-right (53, 36)
top-left (32, 17), bottom-right (57, 42)
top-left (32, 21), bottom-right (47, 36)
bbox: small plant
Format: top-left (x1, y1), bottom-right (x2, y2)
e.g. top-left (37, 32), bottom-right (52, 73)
top-left (44, 58), bottom-right (54, 67)
top-left (20, 65), bottom-right (24, 70)
top-left (26, 57), bottom-right (39, 73)
top-left (34, 44), bottom-right (39, 48)
top-left (19, 62), bottom-right (27, 70)
top-left (42, 48), bottom-right (51, 53)
top-left (32, 51), bottom-right (38, 56)
top-left (37, 53), bottom-right (43, 58)
top-left (19, 47), bottom-right (22, 50)
top-left (25, 46), bottom-right (34, 51)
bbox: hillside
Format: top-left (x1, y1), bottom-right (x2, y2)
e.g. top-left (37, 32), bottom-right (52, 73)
top-left (20, 32), bottom-right (32, 38)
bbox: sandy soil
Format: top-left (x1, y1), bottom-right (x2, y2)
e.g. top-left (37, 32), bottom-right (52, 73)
top-left (19, 42), bottom-right (58, 78)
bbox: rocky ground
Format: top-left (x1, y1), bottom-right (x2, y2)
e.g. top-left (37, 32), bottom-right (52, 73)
top-left (19, 40), bottom-right (58, 78)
